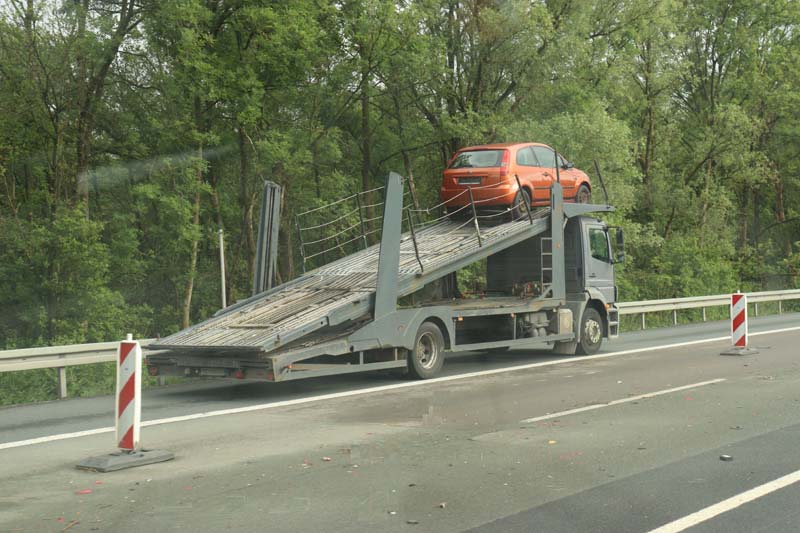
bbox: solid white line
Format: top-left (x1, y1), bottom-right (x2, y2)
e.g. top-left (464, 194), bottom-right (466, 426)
top-left (0, 427), bottom-right (116, 450)
top-left (520, 378), bottom-right (726, 424)
top-left (750, 326), bottom-right (800, 337)
top-left (648, 469), bottom-right (800, 533)
top-left (1, 325), bottom-right (799, 451)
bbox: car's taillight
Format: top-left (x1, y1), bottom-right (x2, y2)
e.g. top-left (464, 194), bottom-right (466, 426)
top-left (499, 150), bottom-right (510, 177)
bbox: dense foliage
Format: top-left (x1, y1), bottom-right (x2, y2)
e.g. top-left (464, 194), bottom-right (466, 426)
top-left (1, 0), bottom-right (798, 354)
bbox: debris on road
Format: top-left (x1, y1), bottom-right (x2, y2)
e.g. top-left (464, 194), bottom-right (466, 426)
top-left (438, 502), bottom-right (447, 509)
top-left (720, 454), bottom-right (733, 462)
top-left (548, 440), bottom-right (557, 445)
top-left (406, 519), bottom-right (419, 525)
top-left (322, 456), bottom-right (332, 462)
top-left (61, 520), bottom-right (80, 532)
top-left (75, 489), bottom-right (92, 495)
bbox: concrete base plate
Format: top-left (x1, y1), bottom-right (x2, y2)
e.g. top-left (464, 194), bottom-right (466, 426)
top-left (720, 347), bottom-right (759, 356)
top-left (76, 449), bottom-right (174, 472)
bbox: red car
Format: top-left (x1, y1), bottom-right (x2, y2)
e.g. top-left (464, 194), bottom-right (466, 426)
top-left (441, 143), bottom-right (592, 214)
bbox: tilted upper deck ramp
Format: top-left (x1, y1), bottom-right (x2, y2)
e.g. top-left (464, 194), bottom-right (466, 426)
top-left (152, 174), bottom-right (554, 355)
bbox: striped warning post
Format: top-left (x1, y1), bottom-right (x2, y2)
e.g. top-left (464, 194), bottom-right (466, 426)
top-left (731, 292), bottom-right (747, 348)
top-left (721, 292), bottom-right (757, 355)
top-left (76, 335), bottom-right (173, 471)
top-left (116, 338), bottom-right (142, 451)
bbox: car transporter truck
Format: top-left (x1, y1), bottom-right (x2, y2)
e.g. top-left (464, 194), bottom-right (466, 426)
top-left (146, 172), bottom-right (623, 382)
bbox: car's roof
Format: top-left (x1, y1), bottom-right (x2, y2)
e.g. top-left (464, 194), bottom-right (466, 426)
top-left (458, 142), bottom-right (549, 151)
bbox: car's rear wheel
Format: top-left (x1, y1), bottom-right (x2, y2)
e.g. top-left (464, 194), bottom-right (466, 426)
top-left (511, 188), bottom-right (532, 220)
top-left (576, 184), bottom-right (592, 204)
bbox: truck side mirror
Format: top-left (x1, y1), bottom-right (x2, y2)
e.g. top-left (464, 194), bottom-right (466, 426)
top-left (614, 228), bottom-right (625, 263)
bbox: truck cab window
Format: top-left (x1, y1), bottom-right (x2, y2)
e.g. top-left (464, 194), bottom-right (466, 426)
top-left (589, 227), bottom-right (611, 262)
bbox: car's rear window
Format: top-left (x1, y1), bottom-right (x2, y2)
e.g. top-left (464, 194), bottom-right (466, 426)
top-left (448, 150), bottom-right (504, 169)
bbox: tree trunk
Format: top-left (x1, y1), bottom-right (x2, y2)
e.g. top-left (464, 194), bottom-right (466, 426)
top-left (181, 144), bottom-right (203, 329)
top-left (391, 89), bottom-right (419, 210)
top-left (238, 126), bottom-right (256, 281)
top-left (75, 0), bottom-right (90, 212)
top-left (773, 171), bottom-right (795, 284)
top-left (361, 65), bottom-right (373, 222)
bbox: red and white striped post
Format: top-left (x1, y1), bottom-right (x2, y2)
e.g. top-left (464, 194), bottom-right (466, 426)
top-left (116, 334), bottom-right (141, 451)
top-left (721, 291), bottom-right (758, 356)
top-left (77, 334), bottom-right (173, 472)
top-left (731, 292), bottom-right (747, 348)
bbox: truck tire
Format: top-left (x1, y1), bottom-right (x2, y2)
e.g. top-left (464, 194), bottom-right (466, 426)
top-left (576, 307), bottom-right (603, 355)
top-left (408, 322), bottom-right (445, 379)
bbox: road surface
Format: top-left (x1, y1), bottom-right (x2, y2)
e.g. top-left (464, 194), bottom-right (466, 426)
top-left (1, 313), bottom-right (799, 532)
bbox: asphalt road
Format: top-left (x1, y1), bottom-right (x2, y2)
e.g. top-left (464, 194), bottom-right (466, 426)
top-left (1, 313), bottom-right (799, 532)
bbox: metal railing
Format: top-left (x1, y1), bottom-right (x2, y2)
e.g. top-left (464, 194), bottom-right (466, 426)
top-left (0, 338), bottom-right (156, 399)
top-left (293, 177), bottom-right (536, 274)
top-left (1, 290), bottom-right (798, 398)
top-left (618, 289), bottom-right (800, 329)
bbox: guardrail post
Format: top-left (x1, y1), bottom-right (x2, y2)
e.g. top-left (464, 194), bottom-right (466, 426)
top-left (672, 309), bottom-right (677, 325)
top-left (779, 301), bottom-right (782, 314)
top-left (641, 313), bottom-right (646, 330)
top-left (58, 367), bottom-right (67, 399)
top-left (702, 307), bottom-right (706, 322)
top-left (754, 303), bottom-right (759, 317)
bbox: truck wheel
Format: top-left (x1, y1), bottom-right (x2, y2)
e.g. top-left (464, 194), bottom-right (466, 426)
top-left (408, 322), bottom-right (445, 379)
top-left (576, 307), bottom-right (603, 355)
top-left (576, 184), bottom-right (591, 203)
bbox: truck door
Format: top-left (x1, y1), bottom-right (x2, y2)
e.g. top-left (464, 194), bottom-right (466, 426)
top-left (585, 223), bottom-right (615, 302)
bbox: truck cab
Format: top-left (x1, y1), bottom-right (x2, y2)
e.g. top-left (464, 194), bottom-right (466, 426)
top-left (483, 214), bottom-right (621, 355)
top-left (562, 216), bottom-right (622, 352)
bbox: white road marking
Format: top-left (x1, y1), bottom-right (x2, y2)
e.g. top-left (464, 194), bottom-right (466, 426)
top-left (519, 378), bottom-right (726, 424)
top-left (520, 378), bottom-right (726, 424)
top-left (647, 468), bottom-right (800, 533)
top-left (1, 325), bottom-right (798, 451)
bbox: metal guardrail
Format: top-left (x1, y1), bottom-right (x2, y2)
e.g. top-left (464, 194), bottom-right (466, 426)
top-left (0, 338), bottom-right (156, 399)
top-left (618, 289), bottom-right (800, 329)
top-left (1, 289), bottom-right (798, 398)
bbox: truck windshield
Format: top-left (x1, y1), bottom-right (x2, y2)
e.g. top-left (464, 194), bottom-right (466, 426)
top-left (449, 150), bottom-right (504, 169)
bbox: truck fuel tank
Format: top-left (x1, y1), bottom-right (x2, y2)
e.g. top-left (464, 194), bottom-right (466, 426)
top-left (557, 308), bottom-right (573, 335)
